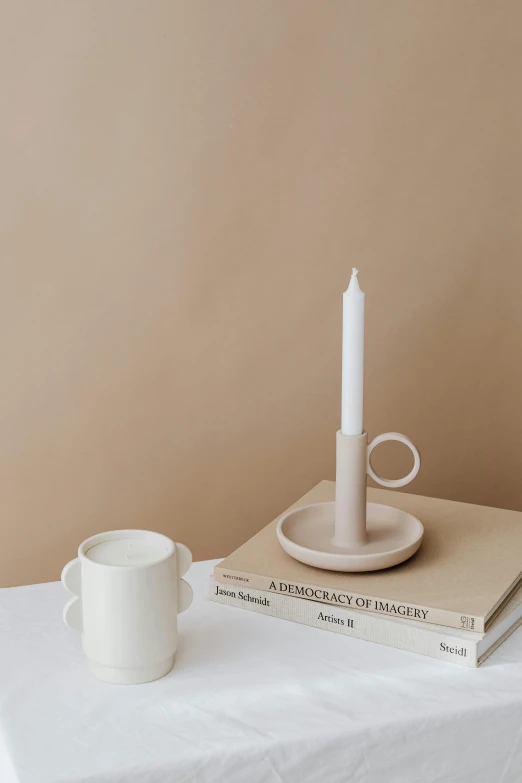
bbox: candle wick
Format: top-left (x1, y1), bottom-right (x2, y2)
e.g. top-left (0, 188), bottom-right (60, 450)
top-left (351, 267), bottom-right (358, 278)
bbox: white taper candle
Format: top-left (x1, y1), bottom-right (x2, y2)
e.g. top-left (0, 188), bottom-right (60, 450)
top-left (341, 268), bottom-right (365, 435)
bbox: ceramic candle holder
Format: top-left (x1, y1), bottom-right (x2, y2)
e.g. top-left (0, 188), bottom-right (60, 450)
top-left (61, 530), bottom-right (193, 684)
top-left (277, 431), bottom-right (423, 572)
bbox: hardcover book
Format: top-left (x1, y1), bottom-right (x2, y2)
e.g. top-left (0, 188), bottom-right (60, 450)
top-left (214, 481), bottom-right (522, 632)
top-left (209, 577), bottom-right (522, 667)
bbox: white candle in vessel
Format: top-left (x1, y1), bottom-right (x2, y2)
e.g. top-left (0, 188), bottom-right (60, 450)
top-left (85, 539), bottom-right (170, 566)
top-left (341, 268), bottom-right (365, 436)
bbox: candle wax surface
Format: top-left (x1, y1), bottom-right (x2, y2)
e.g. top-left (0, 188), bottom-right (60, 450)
top-left (341, 268), bottom-right (365, 436)
top-left (85, 539), bottom-right (170, 566)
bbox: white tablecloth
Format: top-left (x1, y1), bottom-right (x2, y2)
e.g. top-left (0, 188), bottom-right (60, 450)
top-left (1, 559), bottom-right (521, 783)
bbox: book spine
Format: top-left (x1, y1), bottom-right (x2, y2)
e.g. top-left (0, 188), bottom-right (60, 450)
top-left (213, 566), bottom-right (485, 633)
top-left (209, 578), bottom-right (479, 667)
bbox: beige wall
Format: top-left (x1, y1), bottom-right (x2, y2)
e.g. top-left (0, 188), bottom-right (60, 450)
top-left (1, 1), bottom-right (521, 586)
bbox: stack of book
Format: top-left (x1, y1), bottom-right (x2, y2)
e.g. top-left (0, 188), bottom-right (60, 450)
top-left (209, 481), bottom-right (522, 666)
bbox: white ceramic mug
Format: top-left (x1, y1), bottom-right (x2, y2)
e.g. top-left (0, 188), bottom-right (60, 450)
top-left (62, 530), bottom-right (193, 684)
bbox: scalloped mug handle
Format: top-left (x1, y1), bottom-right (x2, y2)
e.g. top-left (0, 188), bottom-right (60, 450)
top-left (61, 558), bottom-right (83, 632)
top-left (175, 543), bottom-right (193, 613)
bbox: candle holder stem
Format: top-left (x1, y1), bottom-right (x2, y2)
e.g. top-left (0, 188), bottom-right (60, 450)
top-left (333, 431), bottom-right (368, 548)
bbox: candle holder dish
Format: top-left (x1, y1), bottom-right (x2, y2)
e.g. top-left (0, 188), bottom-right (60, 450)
top-left (277, 431), bottom-right (423, 572)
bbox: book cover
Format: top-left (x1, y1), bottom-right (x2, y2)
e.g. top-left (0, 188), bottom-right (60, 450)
top-left (209, 577), bottom-right (522, 667)
top-left (214, 481), bottom-right (522, 632)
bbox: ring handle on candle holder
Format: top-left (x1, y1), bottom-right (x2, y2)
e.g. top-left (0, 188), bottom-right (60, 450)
top-left (367, 432), bottom-right (420, 489)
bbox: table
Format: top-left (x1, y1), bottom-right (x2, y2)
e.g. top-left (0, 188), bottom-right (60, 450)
top-left (1, 559), bottom-right (521, 783)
